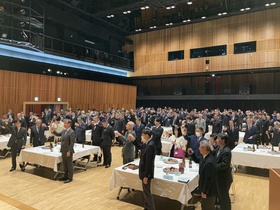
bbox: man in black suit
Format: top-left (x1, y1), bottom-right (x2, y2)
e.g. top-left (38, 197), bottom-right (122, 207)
top-left (224, 120), bottom-right (239, 150)
top-left (198, 140), bottom-right (217, 210)
top-left (213, 133), bottom-right (232, 210)
top-left (52, 119), bottom-right (75, 183)
top-left (74, 117), bottom-right (87, 144)
top-left (151, 118), bottom-right (163, 155)
top-left (101, 119), bottom-right (115, 168)
top-left (242, 119), bottom-right (258, 144)
top-left (186, 116), bottom-right (196, 136)
top-left (5, 119), bottom-right (27, 172)
top-left (211, 114), bottom-right (222, 134)
top-left (134, 118), bottom-right (145, 158)
top-left (16, 113), bottom-right (27, 129)
top-left (91, 115), bottom-right (103, 162)
top-left (30, 119), bottom-right (48, 147)
top-left (257, 114), bottom-right (269, 145)
top-left (132, 129), bottom-right (156, 210)
top-left (270, 121), bottom-right (280, 146)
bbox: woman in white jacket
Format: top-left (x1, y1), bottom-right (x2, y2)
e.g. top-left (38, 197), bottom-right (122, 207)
top-left (165, 126), bottom-right (187, 158)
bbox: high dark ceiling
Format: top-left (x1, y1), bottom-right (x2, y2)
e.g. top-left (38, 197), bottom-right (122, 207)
top-left (55, 0), bottom-right (280, 33)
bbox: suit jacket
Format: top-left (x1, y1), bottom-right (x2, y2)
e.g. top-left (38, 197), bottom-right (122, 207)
top-left (256, 119), bottom-right (269, 134)
top-left (134, 123), bottom-right (145, 141)
top-left (243, 125), bottom-right (258, 144)
top-left (117, 118), bottom-right (126, 134)
top-left (151, 126), bottom-right (163, 150)
top-left (7, 125), bottom-right (27, 148)
top-left (213, 146), bottom-right (233, 187)
top-left (54, 129), bottom-right (75, 156)
top-left (171, 116), bottom-right (180, 126)
top-left (270, 128), bottom-right (280, 146)
top-left (211, 119), bottom-right (222, 134)
top-left (101, 125), bottom-right (115, 146)
top-left (30, 125), bottom-right (48, 146)
top-left (226, 126), bottom-right (239, 150)
top-left (138, 139), bottom-right (156, 180)
top-left (186, 121), bottom-right (196, 136)
top-left (199, 153), bottom-right (217, 197)
top-left (186, 135), bottom-right (207, 162)
top-left (75, 122), bottom-right (87, 143)
top-left (119, 130), bottom-right (136, 160)
top-left (195, 118), bottom-right (206, 132)
top-left (91, 122), bottom-right (103, 146)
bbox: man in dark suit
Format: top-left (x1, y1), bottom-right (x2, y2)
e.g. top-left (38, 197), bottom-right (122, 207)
top-left (90, 115), bottom-right (103, 162)
top-left (52, 119), bottom-right (75, 183)
top-left (30, 119), bottom-right (48, 147)
top-left (101, 119), bottom-right (115, 168)
top-left (134, 118), bottom-right (145, 158)
top-left (16, 113), bottom-right (27, 129)
top-left (186, 116), bottom-right (196, 136)
top-left (184, 126), bottom-right (207, 163)
top-left (5, 119), bottom-right (27, 172)
top-left (74, 117), bottom-right (87, 144)
top-left (171, 111), bottom-right (180, 126)
top-left (224, 120), bottom-right (239, 150)
top-left (242, 119), bottom-right (258, 144)
top-left (151, 118), bottom-right (163, 155)
top-left (270, 121), bottom-right (280, 146)
top-left (132, 128), bottom-right (156, 210)
top-left (213, 133), bottom-right (233, 210)
top-left (211, 114), bottom-right (222, 134)
top-left (198, 140), bottom-right (217, 210)
top-left (257, 114), bottom-right (269, 145)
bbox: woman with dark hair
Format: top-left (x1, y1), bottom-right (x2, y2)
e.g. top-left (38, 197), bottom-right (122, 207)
top-left (165, 126), bottom-right (187, 158)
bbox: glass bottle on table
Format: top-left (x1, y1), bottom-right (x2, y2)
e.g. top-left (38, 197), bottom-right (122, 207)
top-left (179, 156), bottom-right (185, 174)
top-left (189, 157), bottom-right (192, 168)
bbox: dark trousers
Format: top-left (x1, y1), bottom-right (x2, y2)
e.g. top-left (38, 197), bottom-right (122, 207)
top-left (102, 145), bottom-right (112, 166)
top-left (33, 141), bottom-right (43, 147)
top-left (156, 149), bottom-right (161, 155)
top-left (201, 196), bottom-right (216, 210)
top-left (217, 181), bottom-right (232, 210)
top-left (62, 154), bottom-right (73, 180)
top-left (142, 179), bottom-right (155, 210)
top-left (10, 143), bottom-right (22, 169)
top-left (260, 134), bottom-right (268, 145)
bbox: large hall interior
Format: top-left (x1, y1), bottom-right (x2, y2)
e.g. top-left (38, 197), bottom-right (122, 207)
top-left (0, 0), bottom-right (280, 210)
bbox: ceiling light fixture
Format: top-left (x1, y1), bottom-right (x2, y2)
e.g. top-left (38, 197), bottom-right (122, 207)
top-left (201, 16), bottom-right (206, 19)
top-left (265, 3), bottom-right (270, 6)
top-left (245, 7), bottom-right (250, 10)
top-left (187, 1), bottom-right (193, 5)
top-left (240, 8), bottom-right (245, 11)
top-left (145, 6), bottom-right (149, 9)
top-left (270, 3), bottom-right (276, 5)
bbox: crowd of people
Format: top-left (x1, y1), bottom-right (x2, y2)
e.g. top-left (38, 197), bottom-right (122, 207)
top-left (1, 106), bottom-right (280, 209)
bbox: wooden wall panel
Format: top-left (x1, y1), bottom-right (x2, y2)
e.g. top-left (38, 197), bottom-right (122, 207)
top-left (0, 70), bottom-right (136, 114)
top-left (126, 7), bottom-right (280, 77)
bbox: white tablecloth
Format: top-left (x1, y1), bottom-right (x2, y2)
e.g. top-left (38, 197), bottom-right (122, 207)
top-left (232, 143), bottom-right (280, 169)
top-left (110, 156), bottom-right (199, 205)
top-left (0, 135), bottom-right (10, 150)
top-left (18, 144), bottom-right (101, 172)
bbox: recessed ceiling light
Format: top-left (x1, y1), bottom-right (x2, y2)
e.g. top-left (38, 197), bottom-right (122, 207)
top-left (187, 19), bottom-right (191, 22)
top-left (171, 6), bottom-right (175, 9)
top-left (135, 29), bottom-right (138, 32)
top-left (141, 7), bottom-right (145, 10)
top-left (107, 15), bottom-right (111, 18)
top-left (166, 23), bottom-right (170, 26)
top-left (145, 6), bottom-right (149, 9)
top-left (166, 6), bottom-right (171, 10)
top-left (187, 1), bottom-right (193, 5)
top-left (245, 7), bottom-right (250, 10)
top-left (153, 26), bottom-right (156, 28)
top-left (218, 13), bottom-right (222, 16)
top-left (183, 20), bottom-right (187, 23)
top-left (223, 12), bottom-right (227, 15)
top-left (240, 8), bottom-right (245, 11)
top-left (139, 29), bottom-right (142, 31)
top-left (123, 11), bottom-right (127, 14)
top-left (271, 2), bottom-right (276, 5)
top-left (265, 3), bottom-right (270, 6)
top-left (150, 26), bottom-right (153, 29)
top-left (127, 11), bottom-right (131, 13)
top-left (201, 16), bottom-right (206, 19)
top-left (111, 15), bottom-right (114, 17)
top-left (170, 23), bottom-right (173, 25)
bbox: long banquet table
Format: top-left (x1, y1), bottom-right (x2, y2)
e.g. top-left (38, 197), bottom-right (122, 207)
top-left (110, 156), bottom-right (199, 210)
top-left (18, 144), bottom-right (101, 178)
top-left (232, 143), bottom-right (280, 169)
top-left (0, 135), bottom-right (10, 158)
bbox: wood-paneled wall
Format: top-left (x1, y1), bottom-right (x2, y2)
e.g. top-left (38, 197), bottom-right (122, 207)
top-left (125, 8), bottom-right (280, 77)
top-left (0, 70), bottom-right (136, 114)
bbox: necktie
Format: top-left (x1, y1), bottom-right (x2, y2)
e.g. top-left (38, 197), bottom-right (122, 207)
top-left (37, 127), bottom-right (39, 133)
